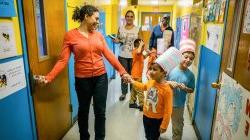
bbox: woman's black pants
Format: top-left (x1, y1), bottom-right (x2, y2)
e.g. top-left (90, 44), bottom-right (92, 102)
top-left (75, 74), bottom-right (108, 140)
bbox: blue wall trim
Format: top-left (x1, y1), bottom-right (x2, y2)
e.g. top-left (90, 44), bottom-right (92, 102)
top-left (16, 0), bottom-right (37, 139)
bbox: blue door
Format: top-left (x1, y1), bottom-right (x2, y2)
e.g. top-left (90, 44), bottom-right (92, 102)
top-left (193, 46), bottom-right (221, 140)
top-left (0, 0), bottom-right (37, 139)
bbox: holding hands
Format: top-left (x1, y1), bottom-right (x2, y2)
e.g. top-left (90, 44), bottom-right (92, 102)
top-left (121, 73), bottom-right (134, 84)
top-left (167, 81), bottom-right (187, 90)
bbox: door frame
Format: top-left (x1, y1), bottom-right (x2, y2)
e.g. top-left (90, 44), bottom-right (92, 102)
top-left (17, 0), bottom-right (37, 139)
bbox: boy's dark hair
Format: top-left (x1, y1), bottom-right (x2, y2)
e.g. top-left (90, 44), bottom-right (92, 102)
top-left (72, 5), bottom-right (99, 23)
top-left (150, 62), bottom-right (166, 73)
top-left (182, 51), bottom-right (195, 57)
top-left (134, 38), bottom-right (142, 48)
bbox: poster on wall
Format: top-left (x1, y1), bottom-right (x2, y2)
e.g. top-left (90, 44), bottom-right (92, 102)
top-left (212, 72), bottom-right (250, 140)
top-left (181, 15), bottom-right (190, 40)
top-left (243, 0), bottom-right (250, 34)
top-left (206, 24), bottom-right (223, 54)
top-left (0, 0), bottom-right (16, 17)
top-left (0, 58), bottom-right (26, 100)
top-left (190, 15), bottom-right (202, 66)
top-left (0, 22), bottom-right (18, 59)
top-left (175, 18), bottom-right (182, 49)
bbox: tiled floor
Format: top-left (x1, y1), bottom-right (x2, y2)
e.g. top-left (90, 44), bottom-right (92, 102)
top-left (62, 74), bottom-right (197, 140)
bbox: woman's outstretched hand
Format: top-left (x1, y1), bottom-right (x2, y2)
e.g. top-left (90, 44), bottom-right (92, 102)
top-left (34, 75), bottom-right (48, 86)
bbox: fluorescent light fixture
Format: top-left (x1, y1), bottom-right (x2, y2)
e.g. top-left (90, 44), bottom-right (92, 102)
top-left (151, 0), bottom-right (159, 5)
top-left (120, 0), bottom-right (127, 6)
top-left (178, 0), bottom-right (193, 7)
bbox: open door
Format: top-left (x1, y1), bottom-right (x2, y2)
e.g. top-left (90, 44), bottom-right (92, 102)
top-left (22, 0), bottom-right (71, 139)
top-left (193, 46), bottom-right (221, 140)
top-left (140, 12), bottom-right (171, 48)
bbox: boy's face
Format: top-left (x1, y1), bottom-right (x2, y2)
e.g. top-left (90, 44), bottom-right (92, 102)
top-left (180, 52), bottom-right (195, 68)
top-left (149, 63), bottom-right (166, 81)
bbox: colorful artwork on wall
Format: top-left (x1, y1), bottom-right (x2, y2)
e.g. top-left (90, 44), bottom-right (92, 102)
top-left (203, 0), bottom-right (226, 23)
top-left (205, 24), bottom-right (223, 54)
top-left (212, 72), bottom-right (250, 140)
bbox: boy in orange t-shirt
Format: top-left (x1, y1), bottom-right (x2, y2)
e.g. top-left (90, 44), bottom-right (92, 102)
top-left (129, 39), bottom-right (146, 111)
top-left (129, 47), bottom-right (182, 140)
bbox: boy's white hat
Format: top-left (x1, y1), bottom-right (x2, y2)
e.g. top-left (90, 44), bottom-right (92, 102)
top-left (179, 39), bottom-right (196, 54)
top-left (155, 47), bottom-right (182, 74)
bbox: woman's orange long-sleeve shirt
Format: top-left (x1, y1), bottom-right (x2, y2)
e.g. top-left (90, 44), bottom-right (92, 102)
top-left (46, 29), bottom-right (126, 82)
top-left (133, 80), bottom-right (173, 129)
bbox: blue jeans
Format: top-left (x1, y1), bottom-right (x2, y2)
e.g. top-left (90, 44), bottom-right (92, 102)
top-left (75, 74), bottom-right (108, 140)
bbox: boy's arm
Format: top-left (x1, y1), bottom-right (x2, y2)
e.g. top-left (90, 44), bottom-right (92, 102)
top-left (179, 73), bottom-right (195, 93)
top-left (167, 81), bottom-right (179, 89)
top-left (131, 80), bottom-right (148, 91)
top-left (178, 83), bottom-right (193, 93)
top-left (137, 40), bottom-right (144, 54)
top-left (160, 87), bottom-right (173, 130)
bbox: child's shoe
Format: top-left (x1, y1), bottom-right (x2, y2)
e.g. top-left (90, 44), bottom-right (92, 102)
top-left (119, 94), bottom-right (126, 101)
top-left (129, 103), bottom-right (138, 109)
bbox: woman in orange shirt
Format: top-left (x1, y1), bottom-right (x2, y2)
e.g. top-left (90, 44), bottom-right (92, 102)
top-left (35, 5), bottom-right (130, 140)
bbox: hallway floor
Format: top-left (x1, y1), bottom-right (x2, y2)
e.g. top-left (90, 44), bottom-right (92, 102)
top-left (62, 74), bottom-right (197, 140)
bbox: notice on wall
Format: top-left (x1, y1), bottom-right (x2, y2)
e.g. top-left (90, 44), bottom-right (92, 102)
top-left (0, 0), bottom-right (16, 17)
top-left (212, 72), bottom-right (250, 140)
top-left (243, 0), bottom-right (250, 34)
top-left (206, 24), bottom-right (223, 54)
top-left (0, 58), bottom-right (26, 100)
top-left (0, 22), bottom-right (17, 59)
top-left (181, 15), bottom-right (190, 40)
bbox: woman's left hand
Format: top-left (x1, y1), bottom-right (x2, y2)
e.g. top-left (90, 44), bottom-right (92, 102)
top-left (121, 73), bottom-right (131, 83)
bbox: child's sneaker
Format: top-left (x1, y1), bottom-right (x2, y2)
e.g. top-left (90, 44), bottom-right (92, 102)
top-left (129, 103), bottom-right (138, 109)
top-left (138, 106), bottom-right (143, 111)
top-left (119, 94), bottom-right (126, 101)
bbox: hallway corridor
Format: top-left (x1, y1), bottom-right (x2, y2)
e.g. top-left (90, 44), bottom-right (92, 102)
top-left (62, 74), bottom-right (197, 140)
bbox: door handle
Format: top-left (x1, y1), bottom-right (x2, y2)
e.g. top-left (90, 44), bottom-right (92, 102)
top-left (29, 70), bottom-right (36, 95)
top-left (211, 82), bottom-right (221, 89)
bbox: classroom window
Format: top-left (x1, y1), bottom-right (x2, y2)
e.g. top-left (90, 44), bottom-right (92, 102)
top-left (34, 0), bottom-right (48, 59)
